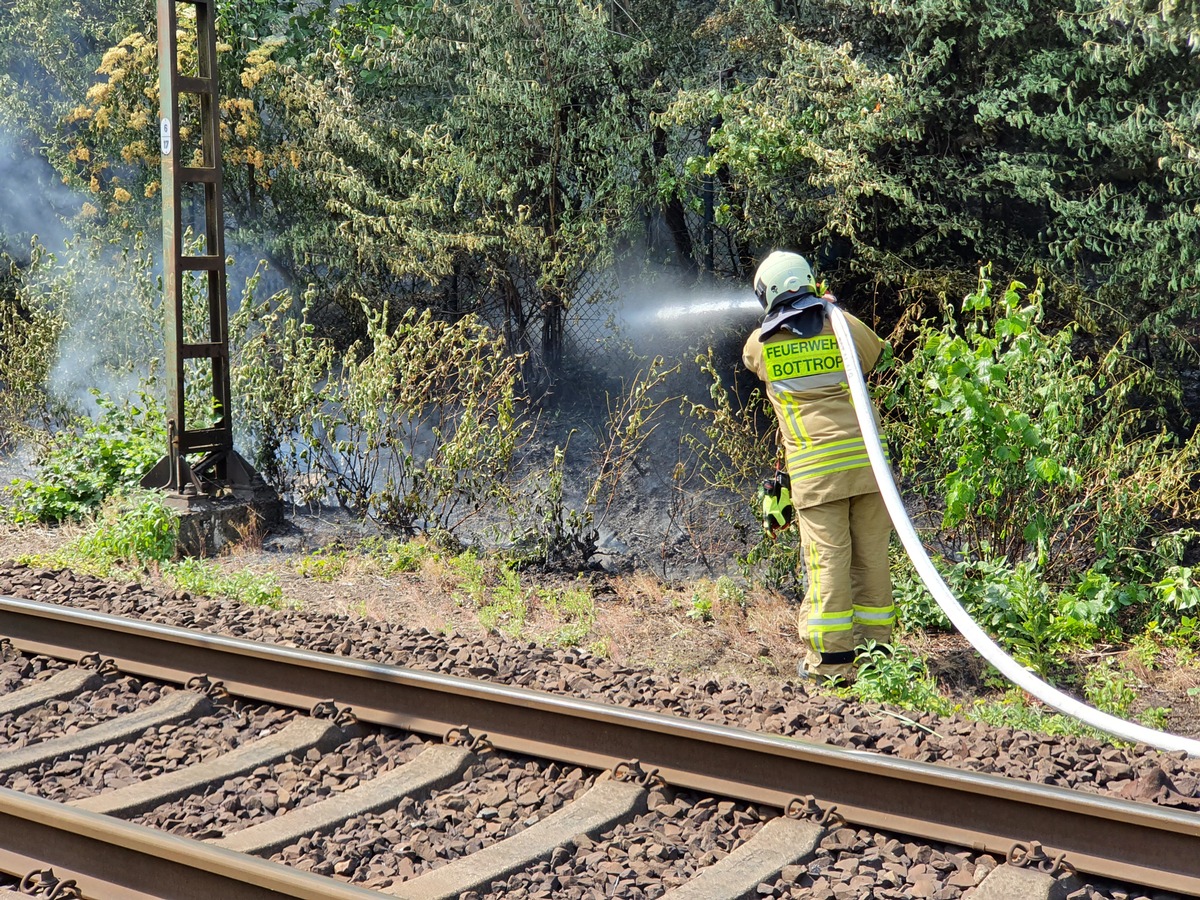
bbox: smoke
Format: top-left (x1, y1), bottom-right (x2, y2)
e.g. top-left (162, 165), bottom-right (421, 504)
top-left (0, 130), bottom-right (73, 260)
top-left (0, 126), bottom-right (292, 420)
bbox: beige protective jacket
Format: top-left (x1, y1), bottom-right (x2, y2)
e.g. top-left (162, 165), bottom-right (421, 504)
top-left (742, 307), bottom-right (886, 509)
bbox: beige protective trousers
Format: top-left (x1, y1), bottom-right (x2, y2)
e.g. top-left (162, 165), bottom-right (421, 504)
top-left (795, 490), bottom-right (895, 680)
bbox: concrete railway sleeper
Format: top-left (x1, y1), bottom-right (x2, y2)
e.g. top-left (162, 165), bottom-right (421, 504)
top-left (0, 600), bottom-right (1194, 898)
top-left (0, 774), bottom-right (1088, 900)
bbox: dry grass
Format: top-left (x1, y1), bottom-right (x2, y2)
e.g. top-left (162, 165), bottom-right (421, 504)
top-left (1, 514), bottom-right (808, 684)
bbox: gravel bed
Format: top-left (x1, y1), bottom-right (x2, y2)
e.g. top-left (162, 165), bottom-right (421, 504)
top-left (2, 563), bottom-right (1198, 817)
top-left (0, 645), bottom-right (68, 692)
top-left (0, 565), bottom-right (1185, 899)
top-left (5, 701), bottom-right (298, 803)
top-left (275, 754), bottom-right (596, 888)
top-left (0, 673), bottom-right (165, 752)
top-left (137, 729), bottom-right (427, 836)
top-left (492, 805), bottom-right (1153, 900)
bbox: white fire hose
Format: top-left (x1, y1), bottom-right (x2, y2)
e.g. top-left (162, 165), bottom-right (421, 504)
top-left (827, 303), bottom-right (1200, 756)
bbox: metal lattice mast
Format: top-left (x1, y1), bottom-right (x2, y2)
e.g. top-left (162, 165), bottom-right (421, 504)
top-left (145, 0), bottom-right (259, 502)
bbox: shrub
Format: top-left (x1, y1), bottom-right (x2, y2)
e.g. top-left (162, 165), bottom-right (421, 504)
top-left (944, 557), bottom-right (1100, 677)
top-left (890, 269), bottom-right (1200, 593)
top-left (236, 298), bottom-right (529, 536)
top-left (499, 444), bottom-right (598, 570)
top-left (65, 490), bottom-right (178, 572)
top-left (0, 248), bottom-right (66, 452)
top-left (7, 389), bottom-right (166, 524)
top-left (18, 490), bottom-right (177, 578)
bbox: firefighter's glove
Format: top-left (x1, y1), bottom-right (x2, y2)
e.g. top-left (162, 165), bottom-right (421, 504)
top-left (759, 471), bottom-right (794, 533)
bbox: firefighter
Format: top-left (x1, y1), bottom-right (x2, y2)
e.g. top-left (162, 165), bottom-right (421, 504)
top-left (742, 250), bottom-right (895, 685)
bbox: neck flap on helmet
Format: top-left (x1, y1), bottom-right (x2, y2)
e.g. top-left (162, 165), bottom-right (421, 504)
top-left (759, 294), bottom-right (826, 341)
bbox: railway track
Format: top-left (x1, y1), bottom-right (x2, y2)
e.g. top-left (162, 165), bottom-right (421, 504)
top-left (1, 593), bottom-right (1198, 900)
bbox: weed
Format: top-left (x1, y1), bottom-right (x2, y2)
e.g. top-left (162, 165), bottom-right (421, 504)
top-left (1165, 615), bottom-right (1200, 650)
top-left (716, 575), bottom-right (747, 610)
top-left (586, 355), bottom-right (680, 519)
top-left (292, 305), bottom-right (528, 533)
top-left (966, 689), bottom-right (1095, 739)
top-left (1140, 706), bottom-right (1171, 731)
top-left (31, 490), bottom-right (180, 577)
top-left (361, 536), bottom-right (435, 574)
top-left (539, 583), bottom-right (597, 647)
top-left (1129, 630), bottom-right (1161, 670)
top-left (7, 389), bottom-right (167, 524)
top-left (296, 536), bottom-right (438, 582)
top-left (1151, 566), bottom-right (1200, 627)
top-left (851, 643), bottom-right (952, 715)
top-left (892, 554), bottom-right (950, 633)
top-left (587, 636), bottom-right (612, 658)
top-left (944, 556), bottom-right (1096, 676)
top-left (891, 269), bottom-right (1200, 607)
top-left (443, 551), bottom-right (532, 637)
top-left (229, 513), bottom-right (266, 554)
top-left (295, 547), bottom-right (350, 581)
top-left (448, 551), bottom-right (489, 608)
top-left (165, 558), bottom-right (284, 608)
top-left (501, 442), bottom-right (596, 569)
top-left (1083, 658), bottom-right (1138, 717)
top-left (686, 594), bottom-right (714, 622)
top-left (477, 565), bottom-right (529, 636)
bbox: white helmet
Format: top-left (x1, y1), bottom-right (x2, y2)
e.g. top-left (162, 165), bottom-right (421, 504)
top-left (753, 251), bottom-right (816, 314)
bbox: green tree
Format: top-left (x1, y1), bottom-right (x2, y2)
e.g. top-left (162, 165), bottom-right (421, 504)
top-left (661, 0), bottom-right (1200, 353)
top-left (251, 0), bottom-right (675, 366)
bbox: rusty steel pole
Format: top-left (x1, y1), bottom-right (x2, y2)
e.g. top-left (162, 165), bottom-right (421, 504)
top-left (144, 0), bottom-right (261, 504)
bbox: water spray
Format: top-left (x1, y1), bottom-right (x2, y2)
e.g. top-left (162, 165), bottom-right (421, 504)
top-left (614, 281), bottom-right (759, 329)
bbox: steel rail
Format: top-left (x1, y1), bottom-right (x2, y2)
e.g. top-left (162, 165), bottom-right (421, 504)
top-left (3, 595), bottom-right (1199, 896)
top-left (0, 785), bottom-right (389, 900)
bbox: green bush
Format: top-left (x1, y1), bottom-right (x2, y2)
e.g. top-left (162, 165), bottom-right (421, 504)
top-left (890, 269), bottom-right (1200, 609)
top-left (18, 490), bottom-right (177, 578)
top-left (943, 557), bottom-right (1099, 677)
top-left (66, 490), bottom-right (178, 571)
top-left (892, 554), bottom-right (951, 633)
top-left (7, 389), bottom-right (166, 524)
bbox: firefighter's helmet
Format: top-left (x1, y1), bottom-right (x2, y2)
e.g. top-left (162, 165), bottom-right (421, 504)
top-left (753, 251), bottom-right (816, 314)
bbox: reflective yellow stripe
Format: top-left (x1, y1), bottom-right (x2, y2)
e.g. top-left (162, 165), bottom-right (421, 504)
top-left (853, 606), bottom-right (895, 625)
top-left (788, 441), bottom-right (890, 481)
top-left (808, 541), bottom-right (824, 652)
top-left (792, 454), bottom-right (874, 480)
top-left (776, 393), bottom-right (811, 449)
top-left (791, 437), bottom-right (868, 465)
